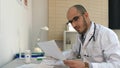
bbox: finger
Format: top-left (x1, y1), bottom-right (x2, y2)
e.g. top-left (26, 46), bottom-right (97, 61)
top-left (64, 60), bottom-right (73, 65)
top-left (70, 67), bottom-right (74, 68)
top-left (64, 60), bottom-right (75, 67)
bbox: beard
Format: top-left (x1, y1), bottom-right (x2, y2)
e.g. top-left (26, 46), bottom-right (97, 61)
top-left (78, 16), bottom-right (88, 34)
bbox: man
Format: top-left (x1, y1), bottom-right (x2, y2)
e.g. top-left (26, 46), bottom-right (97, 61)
top-left (63, 4), bottom-right (120, 68)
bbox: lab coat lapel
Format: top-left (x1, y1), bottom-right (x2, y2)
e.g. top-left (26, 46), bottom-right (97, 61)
top-left (83, 22), bottom-right (94, 47)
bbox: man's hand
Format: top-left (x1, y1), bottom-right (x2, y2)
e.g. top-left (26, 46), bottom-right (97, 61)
top-left (63, 60), bottom-right (85, 68)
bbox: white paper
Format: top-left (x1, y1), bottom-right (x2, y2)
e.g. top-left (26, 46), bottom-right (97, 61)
top-left (16, 64), bottom-right (38, 68)
top-left (16, 63), bottom-right (54, 68)
top-left (40, 60), bottom-right (55, 67)
top-left (38, 40), bottom-right (66, 60)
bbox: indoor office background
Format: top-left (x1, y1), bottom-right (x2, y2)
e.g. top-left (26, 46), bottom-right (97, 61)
top-left (0, 0), bottom-right (120, 67)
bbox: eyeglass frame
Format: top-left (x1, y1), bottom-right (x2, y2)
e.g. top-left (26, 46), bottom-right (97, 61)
top-left (66, 15), bottom-right (83, 25)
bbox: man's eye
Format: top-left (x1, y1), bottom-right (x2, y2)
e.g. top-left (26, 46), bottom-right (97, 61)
top-left (73, 16), bottom-right (79, 21)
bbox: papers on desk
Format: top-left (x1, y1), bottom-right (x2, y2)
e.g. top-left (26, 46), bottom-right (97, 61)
top-left (16, 64), bottom-right (37, 68)
top-left (16, 63), bottom-right (54, 68)
top-left (38, 40), bottom-right (66, 60)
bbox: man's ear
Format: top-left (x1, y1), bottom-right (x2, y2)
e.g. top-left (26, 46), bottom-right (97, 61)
top-left (84, 12), bottom-right (89, 17)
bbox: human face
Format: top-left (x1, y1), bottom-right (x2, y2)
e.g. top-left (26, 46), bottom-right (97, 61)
top-left (67, 14), bottom-right (88, 34)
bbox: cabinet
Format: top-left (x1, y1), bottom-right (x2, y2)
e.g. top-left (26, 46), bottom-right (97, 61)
top-left (63, 31), bottom-right (77, 51)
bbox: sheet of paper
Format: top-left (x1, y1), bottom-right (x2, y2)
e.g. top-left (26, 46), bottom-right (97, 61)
top-left (16, 64), bottom-right (38, 68)
top-left (38, 40), bottom-right (66, 60)
top-left (16, 63), bottom-right (54, 68)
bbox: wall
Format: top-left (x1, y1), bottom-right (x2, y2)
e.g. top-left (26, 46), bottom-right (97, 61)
top-left (0, 0), bottom-right (32, 67)
top-left (113, 30), bottom-right (120, 40)
top-left (48, 0), bottom-right (108, 40)
top-left (31, 0), bottom-right (48, 51)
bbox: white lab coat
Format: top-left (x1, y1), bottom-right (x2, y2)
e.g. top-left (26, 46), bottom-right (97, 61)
top-left (63, 22), bottom-right (120, 68)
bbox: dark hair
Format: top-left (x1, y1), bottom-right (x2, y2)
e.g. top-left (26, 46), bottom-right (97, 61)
top-left (73, 5), bottom-right (87, 15)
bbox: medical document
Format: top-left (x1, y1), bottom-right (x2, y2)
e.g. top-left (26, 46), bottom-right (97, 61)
top-left (38, 40), bottom-right (66, 60)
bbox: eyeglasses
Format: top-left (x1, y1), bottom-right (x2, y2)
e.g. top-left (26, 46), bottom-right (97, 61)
top-left (66, 15), bottom-right (82, 25)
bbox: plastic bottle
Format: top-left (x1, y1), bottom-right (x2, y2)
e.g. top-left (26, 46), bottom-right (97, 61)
top-left (25, 50), bottom-right (31, 63)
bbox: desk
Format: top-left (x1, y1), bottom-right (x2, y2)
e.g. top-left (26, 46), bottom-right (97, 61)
top-left (1, 58), bottom-right (52, 68)
top-left (1, 58), bottom-right (67, 68)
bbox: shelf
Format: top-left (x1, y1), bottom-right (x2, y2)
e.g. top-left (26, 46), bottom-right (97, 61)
top-left (63, 31), bottom-right (77, 51)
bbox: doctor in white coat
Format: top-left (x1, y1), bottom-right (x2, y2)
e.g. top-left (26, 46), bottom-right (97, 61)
top-left (63, 4), bottom-right (120, 68)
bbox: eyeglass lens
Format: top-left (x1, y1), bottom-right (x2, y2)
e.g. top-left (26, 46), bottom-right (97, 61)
top-left (69, 16), bottom-right (80, 24)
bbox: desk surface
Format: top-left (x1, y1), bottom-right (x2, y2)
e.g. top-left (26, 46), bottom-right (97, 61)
top-left (1, 58), bottom-right (67, 68)
top-left (1, 58), bottom-right (46, 68)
